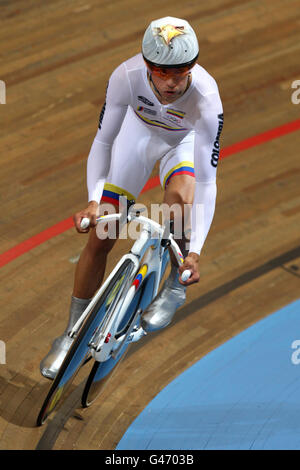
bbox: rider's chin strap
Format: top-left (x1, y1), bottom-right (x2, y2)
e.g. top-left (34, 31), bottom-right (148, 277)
top-left (148, 72), bottom-right (162, 97)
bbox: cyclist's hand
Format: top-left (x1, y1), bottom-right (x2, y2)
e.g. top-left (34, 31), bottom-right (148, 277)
top-left (73, 201), bottom-right (99, 233)
top-left (179, 252), bottom-right (200, 286)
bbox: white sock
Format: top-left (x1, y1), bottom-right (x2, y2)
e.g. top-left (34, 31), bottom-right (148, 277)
top-left (65, 296), bottom-right (92, 332)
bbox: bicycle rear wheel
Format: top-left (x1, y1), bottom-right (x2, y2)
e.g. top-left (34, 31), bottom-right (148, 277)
top-left (36, 259), bottom-right (135, 426)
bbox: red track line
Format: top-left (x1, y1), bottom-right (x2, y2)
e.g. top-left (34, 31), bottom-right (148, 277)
top-left (141, 175), bottom-right (160, 193)
top-left (220, 118), bottom-right (300, 158)
top-left (0, 218), bottom-right (74, 268)
top-left (1, 118), bottom-right (300, 268)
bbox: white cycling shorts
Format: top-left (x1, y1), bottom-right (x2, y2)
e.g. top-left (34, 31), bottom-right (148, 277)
top-left (101, 108), bottom-right (195, 207)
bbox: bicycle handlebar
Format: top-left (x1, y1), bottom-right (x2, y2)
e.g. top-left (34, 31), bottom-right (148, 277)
top-left (81, 213), bottom-right (163, 234)
top-left (80, 217), bottom-right (91, 229)
top-left (80, 214), bottom-right (192, 282)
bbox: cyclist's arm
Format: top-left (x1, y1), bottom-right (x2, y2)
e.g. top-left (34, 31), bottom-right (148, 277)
top-left (188, 92), bottom-right (224, 256)
top-left (87, 63), bottom-right (131, 203)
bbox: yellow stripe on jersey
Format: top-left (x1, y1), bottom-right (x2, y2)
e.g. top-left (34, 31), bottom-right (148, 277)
top-left (162, 161), bottom-right (194, 188)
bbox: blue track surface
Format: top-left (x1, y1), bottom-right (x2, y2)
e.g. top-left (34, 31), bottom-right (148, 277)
top-left (117, 299), bottom-right (300, 450)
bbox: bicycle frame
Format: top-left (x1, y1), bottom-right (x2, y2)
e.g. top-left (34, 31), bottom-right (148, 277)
top-left (36, 209), bottom-right (191, 425)
top-left (69, 211), bottom-right (186, 361)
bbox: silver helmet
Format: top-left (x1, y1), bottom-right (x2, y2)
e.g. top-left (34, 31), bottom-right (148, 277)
top-left (142, 16), bottom-right (199, 67)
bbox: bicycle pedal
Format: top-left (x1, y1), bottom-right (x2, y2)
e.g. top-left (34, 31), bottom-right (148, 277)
top-left (128, 326), bottom-right (147, 343)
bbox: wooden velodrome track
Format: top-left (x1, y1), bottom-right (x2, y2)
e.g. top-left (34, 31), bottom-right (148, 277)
top-left (0, 0), bottom-right (299, 450)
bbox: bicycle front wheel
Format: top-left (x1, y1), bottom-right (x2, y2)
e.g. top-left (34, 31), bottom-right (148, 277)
top-left (36, 259), bottom-right (135, 426)
top-left (81, 347), bottom-right (129, 408)
top-left (81, 247), bottom-right (170, 408)
top-left (81, 271), bottom-right (156, 408)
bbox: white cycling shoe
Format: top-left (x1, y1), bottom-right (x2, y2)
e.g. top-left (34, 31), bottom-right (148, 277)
top-left (141, 268), bottom-right (186, 332)
top-left (40, 334), bottom-right (74, 380)
top-left (40, 296), bottom-right (91, 380)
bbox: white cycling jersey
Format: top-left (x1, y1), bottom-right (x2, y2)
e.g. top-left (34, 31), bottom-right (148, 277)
top-left (87, 53), bottom-right (224, 255)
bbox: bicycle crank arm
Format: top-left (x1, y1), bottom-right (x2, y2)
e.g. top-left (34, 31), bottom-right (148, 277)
top-left (111, 325), bottom-right (146, 353)
top-left (111, 308), bottom-right (146, 360)
top-left (128, 326), bottom-right (147, 343)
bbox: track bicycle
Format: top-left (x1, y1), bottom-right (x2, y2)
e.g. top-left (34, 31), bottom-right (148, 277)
top-left (37, 202), bottom-right (191, 426)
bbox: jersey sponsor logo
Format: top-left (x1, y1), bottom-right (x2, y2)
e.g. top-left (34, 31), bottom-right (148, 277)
top-left (211, 113), bottom-right (224, 168)
top-left (164, 114), bottom-right (184, 127)
top-left (165, 108), bottom-right (185, 126)
top-left (138, 95), bottom-right (154, 106)
top-left (137, 105), bottom-right (157, 116)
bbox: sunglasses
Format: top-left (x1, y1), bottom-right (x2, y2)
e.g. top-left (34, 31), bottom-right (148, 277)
top-left (146, 63), bottom-right (194, 80)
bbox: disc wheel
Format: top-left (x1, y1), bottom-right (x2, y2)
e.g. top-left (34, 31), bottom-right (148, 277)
top-left (81, 283), bottom-right (145, 408)
top-left (36, 259), bottom-right (135, 426)
top-left (81, 248), bottom-right (170, 408)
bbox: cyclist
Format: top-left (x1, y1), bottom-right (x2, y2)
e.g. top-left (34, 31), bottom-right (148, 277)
top-left (40, 16), bottom-right (223, 379)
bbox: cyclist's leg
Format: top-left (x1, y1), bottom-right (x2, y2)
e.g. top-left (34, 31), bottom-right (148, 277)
top-left (73, 205), bottom-right (122, 300)
top-left (40, 109), bottom-right (156, 378)
top-left (163, 174), bottom-right (195, 258)
top-left (40, 230), bottom-right (118, 379)
top-left (141, 132), bottom-right (195, 332)
top-left (161, 131), bottom-right (195, 258)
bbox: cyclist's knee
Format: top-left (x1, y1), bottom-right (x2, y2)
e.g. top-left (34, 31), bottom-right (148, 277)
top-left (164, 186), bottom-right (194, 222)
top-left (170, 190), bottom-right (194, 210)
top-left (164, 175), bottom-right (195, 212)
